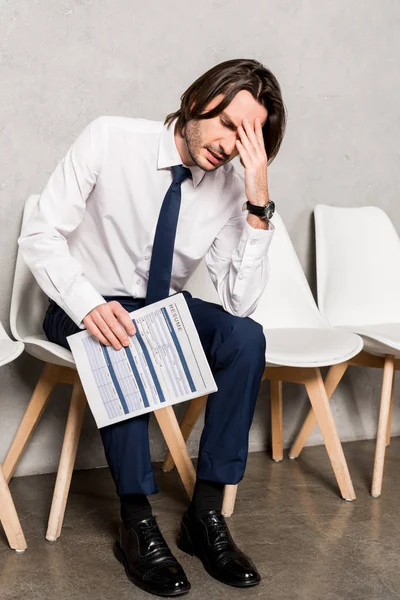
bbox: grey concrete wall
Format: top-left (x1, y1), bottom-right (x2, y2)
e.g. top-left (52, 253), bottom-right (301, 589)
top-left (1, 0), bottom-right (400, 477)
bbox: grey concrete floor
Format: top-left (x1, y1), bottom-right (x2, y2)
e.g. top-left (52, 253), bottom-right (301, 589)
top-left (1, 438), bottom-right (400, 600)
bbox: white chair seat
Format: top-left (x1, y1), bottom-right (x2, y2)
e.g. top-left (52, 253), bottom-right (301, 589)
top-left (185, 211), bottom-right (363, 369)
top-left (265, 327), bottom-right (363, 368)
top-left (23, 335), bottom-right (75, 368)
top-left (0, 339), bottom-right (24, 368)
top-left (338, 323), bottom-right (400, 357)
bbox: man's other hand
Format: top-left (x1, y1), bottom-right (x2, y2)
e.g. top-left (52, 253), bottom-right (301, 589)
top-left (83, 301), bottom-right (136, 350)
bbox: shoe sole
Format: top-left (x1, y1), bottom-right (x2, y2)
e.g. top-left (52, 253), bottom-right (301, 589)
top-left (177, 525), bottom-right (261, 589)
top-left (114, 541), bottom-right (191, 597)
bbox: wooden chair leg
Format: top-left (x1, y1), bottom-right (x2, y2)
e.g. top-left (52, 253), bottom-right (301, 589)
top-left (46, 379), bottom-right (87, 542)
top-left (372, 355), bottom-right (395, 498)
top-left (304, 368), bottom-right (355, 501)
top-left (289, 362), bottom-right (349, 459)
top-left (161, 395), bottom-right (208, 472)
top-left (160, 397), bottom-right (238, 517)
top-left (222, 484), bottom-right (238, 517)
top-left (270, 380), bottom-right (283, 462)
top-left (0, 465), bottom-right (27, 553)
top-left (155, 406), bottom-right (196, 500)
top-left (3, 363), bottom-right (60, 482)
top-left (386, 372), bottom-right (395, 447)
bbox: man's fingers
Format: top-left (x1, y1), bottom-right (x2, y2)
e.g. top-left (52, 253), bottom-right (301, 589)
top-left (91, 311), bottom-right (125, 350)
top-left (242, 120), bottom-right (261, 153)
top-left (107, 314), bottom-right (132, 346)
top-left (84, 317), bottom-right (112, 347)
top-left (243, 119), bottom-right (266, 162)
top-left (236, 140), bottom-right (252, 169)
top-left (98, 302), bottom-right (134, 347)
top-left (254, 117), bottom-right (267, 156)
top-left (238, 124), bottom-right (257, 161)
top-left (83, 301), bottom-right (135, 350)
top-left (112, 303), bottom-right (136, 336)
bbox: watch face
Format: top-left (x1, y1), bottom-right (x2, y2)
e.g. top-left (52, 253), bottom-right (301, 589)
top-left (265, 200), bottom-right (275, 220)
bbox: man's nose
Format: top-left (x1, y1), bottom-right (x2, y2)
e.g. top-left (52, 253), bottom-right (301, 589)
top-left (219, 134), bottom-right (237, 158)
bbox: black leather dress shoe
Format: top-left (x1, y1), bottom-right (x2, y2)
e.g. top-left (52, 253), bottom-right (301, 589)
top-left (114, 517), bottom-right (190, 597)
top-left (177, 508), bottom-right (260, 588)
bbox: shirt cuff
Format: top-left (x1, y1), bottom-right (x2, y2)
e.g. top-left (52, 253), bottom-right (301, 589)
top-left (63, 279), bottom-right (107, 328)
top-left (235, 220), bottom-right (275, 261)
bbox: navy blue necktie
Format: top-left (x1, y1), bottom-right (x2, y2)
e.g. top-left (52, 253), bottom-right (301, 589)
top-left (145, 165), bottom-right (192, 305)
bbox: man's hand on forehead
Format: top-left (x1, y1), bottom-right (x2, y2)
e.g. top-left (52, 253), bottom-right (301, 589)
top-left (236, 117), bottom-right (269, 207)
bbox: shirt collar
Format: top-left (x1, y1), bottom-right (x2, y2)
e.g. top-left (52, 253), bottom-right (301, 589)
top-left (157, 120), bottom-right (206, 188)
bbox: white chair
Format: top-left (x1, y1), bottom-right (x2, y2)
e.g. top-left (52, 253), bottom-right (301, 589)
top-left (292, 205), bottom-right (400, 498)
top-left (3, 194), bottom-right (198, 542)
top-left (0, 321), bottom-right (26, 552)
top-left (162, 211), bottom-right (363, 515)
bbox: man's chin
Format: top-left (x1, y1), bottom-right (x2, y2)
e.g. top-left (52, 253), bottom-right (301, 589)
top-left (188, 149), bottom-right (226, 172)
top-left (197, 155), bottom-right (225, 171)
top-left (203, 162), bottom-right (220, 172)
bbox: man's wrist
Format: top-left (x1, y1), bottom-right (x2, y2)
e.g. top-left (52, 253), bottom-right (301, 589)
top-left (247, 196), bottom-right (269, 207)
top-left (243, 198), bottom-right (275, 225)
top-left (247, 213), bottom-right (269, 230)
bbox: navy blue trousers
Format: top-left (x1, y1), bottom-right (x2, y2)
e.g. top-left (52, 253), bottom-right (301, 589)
top-left (43, 291), bottom-right (266, 497)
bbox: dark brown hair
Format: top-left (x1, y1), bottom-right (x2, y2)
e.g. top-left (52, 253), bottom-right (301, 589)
top-left (165, 59), bottom-right (286, 163)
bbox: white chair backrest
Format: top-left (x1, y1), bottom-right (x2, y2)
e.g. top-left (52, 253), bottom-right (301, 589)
top-left (0, 320), bottom-right (9, 341)
top-left (315, 205), bottom-right (400, 326)
top-left (185, 211), bottom-right (326, 329)
top-left (10, 195), bottom-right (48, 341)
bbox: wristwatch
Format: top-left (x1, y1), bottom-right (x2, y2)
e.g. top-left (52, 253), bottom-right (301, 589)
top-left (242, 199), bottom-right (275, 220)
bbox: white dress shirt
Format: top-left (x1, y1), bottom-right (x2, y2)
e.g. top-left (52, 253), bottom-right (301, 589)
top-left (19, 116), bottom-right (274, 327)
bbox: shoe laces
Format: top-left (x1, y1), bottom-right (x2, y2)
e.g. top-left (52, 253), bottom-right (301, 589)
top-left (138, 518), bottom-right (167, 551)
top-left (203, 511), bottom-right (231, 547)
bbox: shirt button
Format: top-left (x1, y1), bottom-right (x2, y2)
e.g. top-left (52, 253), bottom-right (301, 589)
top-left (250, 240), bottom-right (256, 245)
top-left (145, 256), bottom-right (150, 260)
top-left (238, 275), bottom-right (244, 280)
top-left (136, 279), bottom-right (141, 284)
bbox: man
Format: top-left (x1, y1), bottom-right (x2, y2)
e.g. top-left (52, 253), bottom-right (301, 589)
top-left (20, 58), bottom-right (286, 596)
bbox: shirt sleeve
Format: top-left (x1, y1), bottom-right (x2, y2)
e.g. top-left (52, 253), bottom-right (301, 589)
top-left (18, 117), bottom-right (108, 328)
top-left (205, 199), bottom-right (274, 318)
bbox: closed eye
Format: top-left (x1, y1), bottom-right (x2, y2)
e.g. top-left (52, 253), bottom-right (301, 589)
top-left (220, 117), bottom-right (237, 132)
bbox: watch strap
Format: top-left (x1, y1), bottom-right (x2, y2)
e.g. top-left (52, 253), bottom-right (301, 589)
top-left (243, 200), bottom-right (275, 220)
top-left (245, 202), bottom-right (267, 217)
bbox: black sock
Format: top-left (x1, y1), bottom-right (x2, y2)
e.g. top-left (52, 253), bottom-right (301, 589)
top-left (189, 479), bottom-right (225, 515)
top-left (120, 494), bottom-right (153, 527)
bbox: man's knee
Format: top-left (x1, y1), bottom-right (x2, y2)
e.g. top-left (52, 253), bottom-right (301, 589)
top-left (228, 316), bottom-right (266, 356)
